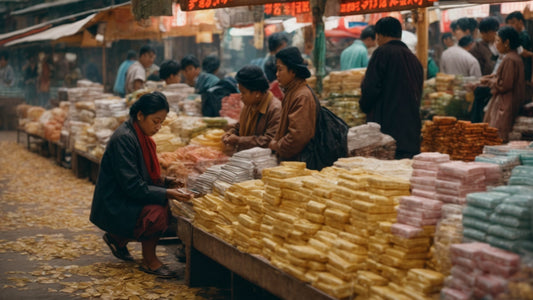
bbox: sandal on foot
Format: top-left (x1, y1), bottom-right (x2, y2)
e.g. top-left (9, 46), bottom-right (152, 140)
top-left (103, 233), bottom-right (134, 262)
top-left (139, 264), bottom-right (177, 278)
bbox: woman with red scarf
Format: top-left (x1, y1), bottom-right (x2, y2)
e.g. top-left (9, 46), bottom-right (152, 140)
top-left (90, 92), bottom-right (192, 278)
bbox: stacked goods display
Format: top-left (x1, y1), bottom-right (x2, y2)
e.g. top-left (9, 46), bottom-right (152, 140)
top-left (192, 159), bottom-right (437, 299)
top-left (322, 69), bottom-right (366, 127)
top-left (41, 106), bottom-right (68, 142)
top-left (421, 116), bottom-right (503, 160)
top-left (461, 166), bottom-right (533, 254)
top-left (421, 74), bottom-right (476, 120)
top-left (442, 242), bottom-right (521, 300)
top-left (159, 83), bottom-right (195, 113)
top-left (346, 123), bottom-right (396, 159)
top-left (219, 93), bottom-right (242, 120)
top-left (152, 112), bottom-right (187, 153)
top-left (189, 129), bottom-right (225, 152)
top-left (509, 116), bottom-right (533, 141)
top-left (477, 141), bottom-right (533, 183)
top-left (191, 147), bottom-right (277, 194)
top-left (334, 156), bottom-right (413, 180)
top-left (158, 145), bottom-right (228, 185)
top-left (19, 106), bottom-right (46, 136)
top-left (498, 256), bottom-right (533, 300)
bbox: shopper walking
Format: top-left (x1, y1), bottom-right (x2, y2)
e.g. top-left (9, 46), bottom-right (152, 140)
top-left (90, 92), bottom-right (192, 278)
top-left (22, 54), bottom-right (38, 106)
top-left (0, 50), bottom-right (15, 88)
top-left (360, 17), bottom-right (424, 159)
top-left (482, 26), bottom-right (526, 143)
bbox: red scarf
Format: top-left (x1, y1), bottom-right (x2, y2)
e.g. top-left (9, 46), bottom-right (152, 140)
top-left (133, 121), bottom-right (161, 185)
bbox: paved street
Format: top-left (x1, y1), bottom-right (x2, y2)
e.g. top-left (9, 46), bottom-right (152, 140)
top-left (0, 131), bottom-right (227, 299)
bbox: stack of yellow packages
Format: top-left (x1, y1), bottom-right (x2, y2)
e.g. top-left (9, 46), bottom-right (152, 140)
top-left (231, 180), bottom-right (265, 254)
top-left (191, 193), bottom-right (227, 233)
top-left (189, 129), bottom-right (225, 151)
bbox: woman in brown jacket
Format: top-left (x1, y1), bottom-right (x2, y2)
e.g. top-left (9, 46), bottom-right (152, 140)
top-left (222, 65), bottom-right (281, 152)
top-left (482, 26), bottom-right (525, 142)
top-left (269, 47), bottom-right (317, 161)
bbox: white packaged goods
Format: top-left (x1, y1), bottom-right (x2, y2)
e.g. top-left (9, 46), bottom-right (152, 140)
top-left (346, 122), bottom-right (396, 159)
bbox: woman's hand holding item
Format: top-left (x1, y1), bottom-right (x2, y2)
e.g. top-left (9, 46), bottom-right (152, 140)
top-left (222, 133), bottom-right (239, 145)
top-left (164, 176), bottom-right (184, 189)
top-left (166, 188), bottom-right (194, 202)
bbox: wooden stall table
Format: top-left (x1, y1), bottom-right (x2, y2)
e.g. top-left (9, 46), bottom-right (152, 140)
top-left (177, 217), bottom-right (335, 300)
top-left (71, 149), bottom-right (100, 183)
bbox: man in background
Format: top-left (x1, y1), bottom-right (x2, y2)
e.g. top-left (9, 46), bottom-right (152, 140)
top-left (360, 17), bottom-right (424, 159)
top-left (470, 17), bottom-right (500, 76)
top-left (440, 35), bottom-right (482, 78)
top-left (506, 11), bottom-right (532, 99)
top-left (196, 55), bottom-right (221, 95)
top-left (159, 60), bottom-right (181, 85)
top-left (180, 55), bottom-right (201, 88)
top-left (339, 25), bottom-right (375, 70)
top-left (441, 32), bottom-right (455, 49)
top-left (125, 45), bottom-right (156, 94)
top-left (113, 50), bottom-right (136, 97)
top-left (0, 50), bottom-right (15, 88)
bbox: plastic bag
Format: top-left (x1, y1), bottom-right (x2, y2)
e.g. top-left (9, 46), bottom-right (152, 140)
top-left (495, 204), bottom-right (531, 219)
top-left (490, 213), bottom-right (531, 228)
top-left (466, 192), bottom-right (508, 209)
top-left (488, 225), bottom-right (531, 240)
top-left (463, 206), bottom-right (492, 221)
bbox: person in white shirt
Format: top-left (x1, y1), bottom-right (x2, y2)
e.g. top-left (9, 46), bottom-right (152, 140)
top-left (125, 45), bottom-right (156, 94)
top-left (440, 35), bottom-right (482, 78)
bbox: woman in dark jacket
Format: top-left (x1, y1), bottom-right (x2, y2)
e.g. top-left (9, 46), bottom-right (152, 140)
top-left (90, 92), bottom-right (191, 278)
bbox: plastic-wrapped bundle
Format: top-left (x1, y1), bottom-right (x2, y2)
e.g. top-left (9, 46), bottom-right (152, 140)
top-left (509, 165), bottom-right (533, 186)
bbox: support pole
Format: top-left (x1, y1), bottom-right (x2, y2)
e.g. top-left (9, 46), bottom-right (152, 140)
top-left (311, 0), bottom-right (326, 95)
top-left (102, 45), bottom-right (107, 90)
top-left (415, 7), bottom-right (429, 79)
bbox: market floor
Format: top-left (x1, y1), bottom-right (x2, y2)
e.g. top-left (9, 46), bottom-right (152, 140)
top-left (0, 131), bottom-right (229, 300)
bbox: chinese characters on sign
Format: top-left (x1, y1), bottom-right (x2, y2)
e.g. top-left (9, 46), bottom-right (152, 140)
top-left (264, 1), bottom-right (310, 16)
top-left (339, 0), bottom-right (435, 15)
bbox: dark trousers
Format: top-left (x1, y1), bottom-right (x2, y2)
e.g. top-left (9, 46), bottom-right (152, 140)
top-left (471, 86), bottom-right (492, 123)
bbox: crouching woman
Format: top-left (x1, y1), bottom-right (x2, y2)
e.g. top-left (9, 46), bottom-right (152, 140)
top-left (90, 92), bottom-right (191, 278)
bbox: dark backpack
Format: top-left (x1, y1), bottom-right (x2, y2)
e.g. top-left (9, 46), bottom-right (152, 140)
top-left (201, 78), bottom-right (238, 117)
top-left (300, 86), bottom-right (349, 170)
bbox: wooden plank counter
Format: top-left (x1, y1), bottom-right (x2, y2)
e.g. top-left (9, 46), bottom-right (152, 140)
top-left (177, 217), bottom-right (335, 300)
top-left (71, 149), bottom-right (100, 183)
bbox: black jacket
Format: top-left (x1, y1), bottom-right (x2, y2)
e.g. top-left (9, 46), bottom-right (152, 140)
top-left (360, 40), bottom-right (424, 158)
top-left (90, 119), bottom-right (167, 238)
top-left (201, 78), bottom-right (239, 117)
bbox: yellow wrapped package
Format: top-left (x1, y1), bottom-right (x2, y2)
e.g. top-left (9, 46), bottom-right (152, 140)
top-left (307, 261), bottom-right (327, 272)
top-left (282, 189), bottom-right (308, 202)
top-left (337, 178), bottom-right (367, 191)
top-left (324, 218), bottom-right (346, 230)
top-left (262, 177), bottom-right (285, 188)
top-left (390, 235), bottom-right (431, 249)
top-left (220, 199), bottom-right (248, 214)
top-left (393, 245), bottom-right (429, 254)
top-left (326, 264), bottom-right (356, 282)
top-left (294, 219), bottom-right (321, 235)
top-left (325, 200), bottom-right (351, 212)
top-left (282, 175), bottom-right (313, 190)
top-left (351, 211), bottom-right (397, 222)
top-left (287, 245), bottom-right (328, 262)
top-left (315, 231), bottom-right (338, 246)
top-left (407, 268), bottom-right (445, 286)
top-left (264, 185), bottom-right (281, 196)
top-left (306, 200), bottom-right (327, 214)
top-left (345, 224), bottom-right (370, 237)
top-left (237, 214), bottom-right (261, 231)
top-left (316, 272), bottom-right (346, 287)
top-left (369, 243), bottom-right (390, 255)
top-left (305, 211), bottom-right (325, 224)
top-left (370, 286), bottom-right (412, 300)
top-left (324, 209), bottom-right (350, 223)
top-left (219, 209), bottom-right (238, 224)
top-left (286, 253), bottom-right (308, 268)
top-left (379, 222), bottom-right (393, 233)
top-left (368, 194), bottom-right (396, 206)
top-left (203, 194), bottom-right (224, 210)
top-left (332, 246), bottom-right (367, 262)
top-left (334, 238), bottom-right (367, 254)
top-left (224, 191), bottom-right (246, 206)
top-left (313, 188), bottom-right (334, 198)
top-left (263, 192), bottom-right (281, 206)
top-left (372, 188), bottom-right (411, 197)
top-left (351, 200), bottom-right (396, 214)
top-left (367, 176), bottom-right (410, 190)
top-left (328, 251), bottom-right (362, 273)
top-left (339, 231), bottom-right (368, 246)
top-left (356, 271), bottom-right (389, 287)
top-left (308, 238), bottom-right (329, 253)
top-left (304, 271), bottom-right (320, 283)
top-left (386, 248), bottom-right (428, 260)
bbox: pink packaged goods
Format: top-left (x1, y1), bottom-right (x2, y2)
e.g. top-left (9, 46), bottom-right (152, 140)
top-left (450, 265), bottom-right (479, 286)
top-left (450, 242), bottom-right (492, 259)
top-left (450, 255), bottom-right (476, 269)
top-left (412, 169), bottom-right (438, 178)
top-left (480, 246), bottom-right (520, 267)
top-left (477, 260), bottom-right (519, 277)
top-left (446, 276), bottom-right (474, 294)
top-left (410, 176), bottom-right (437, 187)
top-left (411, 189), bottom-right (437, 200)
top-left (400, 196), bottom-right (443, 210)
top-left (436, 194), bottom-right (467, 205)
top-left (476, 274), bottom-right (508, 295)
top-left (397, 214), bottom-right (440, 227)
top-left (439, 161), bottom-right (487, 181)
top-left (413, 160), bottom-right (440, 171)
top-left (413, 152), bottom-right (450, 162)
top-left (397, 206), bottom-right (441, 218)
top-left (441, 287), bottom-right (470, 300)
top-left (391, 223), bottom-right (423, 238)
top-left (436, 186), bottom-right (486, 198)
top-left (411, 183), bottom-right (436, 192)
